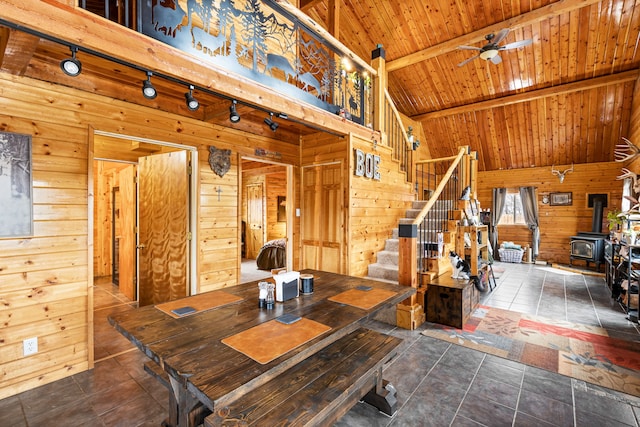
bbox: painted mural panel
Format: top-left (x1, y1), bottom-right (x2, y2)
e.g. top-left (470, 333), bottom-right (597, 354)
top-left (142, 0), bottom-right (369, 124)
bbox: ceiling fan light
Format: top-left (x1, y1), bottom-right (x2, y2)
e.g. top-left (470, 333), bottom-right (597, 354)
top-left (479, 49), bottom-right (499, 61)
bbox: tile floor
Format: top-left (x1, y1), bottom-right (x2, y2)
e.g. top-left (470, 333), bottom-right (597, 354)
top-left (1, 262), bottom-right (639, 426)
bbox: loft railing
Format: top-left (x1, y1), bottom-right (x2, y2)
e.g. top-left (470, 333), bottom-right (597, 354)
top-left (383, 89), bottom-right (413, 182)
top-left (78, 0), bottom-right (374, 127)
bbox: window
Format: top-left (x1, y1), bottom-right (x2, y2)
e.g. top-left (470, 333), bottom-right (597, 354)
top-left (499, 192), bottom-right (526, 225)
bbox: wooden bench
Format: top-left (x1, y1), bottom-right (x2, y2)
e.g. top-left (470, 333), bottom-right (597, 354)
top-left (204, 327), bottom-right (402, 426)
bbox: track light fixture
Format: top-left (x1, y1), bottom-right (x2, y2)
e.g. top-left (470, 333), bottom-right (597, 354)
top-left (142, 71), bottom-right (157, 99)
top-left (60, 46), bottom-right (82, 77)
top-left (229, 100), bottom-right (240, 123)
top-left (264, 112), bottom-right (279, 131)
top-left (184, 85), bottom-right (199, 111)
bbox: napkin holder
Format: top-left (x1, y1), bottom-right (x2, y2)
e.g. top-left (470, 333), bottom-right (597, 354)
top-left (273, 271), bottom-right (300, 302)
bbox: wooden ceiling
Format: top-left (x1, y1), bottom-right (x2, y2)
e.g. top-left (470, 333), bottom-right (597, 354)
top-left (303, 0), bottom-right (640, 171)
top-left (1, 0), bottom-right (638, 172)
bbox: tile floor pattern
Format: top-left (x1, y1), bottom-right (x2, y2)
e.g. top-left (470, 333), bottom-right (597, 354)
top-left (2, 263), bottom-right (640, 426)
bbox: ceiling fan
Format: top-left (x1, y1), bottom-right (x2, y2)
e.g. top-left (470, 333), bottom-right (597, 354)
top-left (457, 28), bottom-right (533, 67)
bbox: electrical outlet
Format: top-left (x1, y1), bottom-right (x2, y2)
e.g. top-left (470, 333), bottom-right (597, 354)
top-left (23, 337), bottom-right (38, 356)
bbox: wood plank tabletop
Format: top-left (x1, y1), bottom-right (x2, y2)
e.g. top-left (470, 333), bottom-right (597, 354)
top-left (108, 269), bottom-right (415, 412)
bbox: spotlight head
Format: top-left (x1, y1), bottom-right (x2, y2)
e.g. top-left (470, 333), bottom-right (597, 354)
top-left (142, 72), bottom-right (157, 99)
top-left (60, 47), bottom-right (82, 77)
top-left (185, 85), bottom-right (199, 111)
top-left (264, 113), bottom-right (278, 131)
top-left (229, 100), bottom-right (240, 123)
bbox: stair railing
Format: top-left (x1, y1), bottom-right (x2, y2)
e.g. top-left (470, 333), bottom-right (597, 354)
top-left (397, 147), bottom-right (470, 305)
top-left (382, 89), bottom-right (413, 182)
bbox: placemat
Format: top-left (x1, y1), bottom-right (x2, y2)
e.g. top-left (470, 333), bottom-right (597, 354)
top-left (221, 318), bottom-right (331, 364)
top-left (155, 291), bottom-right (243, 319)
top-left (328, 288), bottom-right (397, 310)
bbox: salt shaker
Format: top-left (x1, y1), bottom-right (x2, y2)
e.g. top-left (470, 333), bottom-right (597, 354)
top-left (258, 281), bottom-right (268, 308)
top-left (265, 283), bottom-right (275, 310)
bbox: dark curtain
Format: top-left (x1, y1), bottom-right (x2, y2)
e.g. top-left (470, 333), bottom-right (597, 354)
top-left (519, 186), bottom-right (540, 259)
top-left (491, 188), bottom-right (507, 258)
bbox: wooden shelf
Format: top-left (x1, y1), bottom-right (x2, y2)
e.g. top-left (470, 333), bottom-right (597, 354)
top-left (456, 225), bottom-right (489, 277)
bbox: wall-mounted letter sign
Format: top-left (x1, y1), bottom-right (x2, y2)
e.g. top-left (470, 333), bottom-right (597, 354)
top-left (354, 149), bottom-right (381, 181)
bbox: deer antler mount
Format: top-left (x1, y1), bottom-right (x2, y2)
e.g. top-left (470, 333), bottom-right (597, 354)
top-left (551, 164), bottom-right (573, 183)
top-left (614, 137), bottom-right (640, 163)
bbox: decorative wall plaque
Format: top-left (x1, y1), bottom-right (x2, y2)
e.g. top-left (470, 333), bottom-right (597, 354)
top-left (208, 146), bottom-right (231, 177)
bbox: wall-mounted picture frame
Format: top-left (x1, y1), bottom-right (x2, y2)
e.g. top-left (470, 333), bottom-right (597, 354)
top-left (0, 131), bottom-right (33, 237)
top-left (549, 192), bottom-right (572, 206)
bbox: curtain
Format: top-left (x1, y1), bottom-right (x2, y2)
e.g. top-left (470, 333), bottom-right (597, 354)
top-left (491, 188), bottom-right (507, 257)
top-left (519, 186), bottom-right (540, 259)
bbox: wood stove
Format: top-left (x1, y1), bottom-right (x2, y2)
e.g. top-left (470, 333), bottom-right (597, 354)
top-left (570, 232), bottom-right (607, 271)
top-left (569, 194), bottom-right (608, 272)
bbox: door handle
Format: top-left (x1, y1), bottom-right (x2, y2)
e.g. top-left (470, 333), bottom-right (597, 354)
top-left (137, 244), bottom-right (146, 249)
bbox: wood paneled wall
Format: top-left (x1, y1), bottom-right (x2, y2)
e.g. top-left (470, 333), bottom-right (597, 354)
top-left (348, 135), bottom-right (415, 277)
top-left (266, 172), bottom-right (287, 241)
top-left (477, 162), bottom-right (624, 266)
top-left (0, 73), bottom-right (299, 399)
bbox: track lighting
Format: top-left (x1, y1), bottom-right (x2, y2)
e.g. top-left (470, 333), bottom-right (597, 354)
top-left (229, 100), bottom-right (240, 123)
top-left (264, 113), bottom-right (278, 131)
top-left (184, 85), bottom-right (199, 111)
top-left (60, 46), bottom-right (82, 77)
top-left (142, 71), bottom-right (157, 99)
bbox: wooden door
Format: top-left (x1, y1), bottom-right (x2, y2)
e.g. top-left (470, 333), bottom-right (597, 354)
top-left (302, 163), bottom-right (344, 273)
top-left (118, 165), bottom-right (136, 301)
top-left (138, 151), bottom-right (190, 306)
top-left (246, 183), bottom-right (264, 259)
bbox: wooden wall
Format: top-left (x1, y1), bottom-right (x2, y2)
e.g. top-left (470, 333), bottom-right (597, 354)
top-left (477, 162), bottom-right (624, 265)
top-left (0, 73), bottom-right (299, 399)
top-left (348, 134), bottom-right (415, 277)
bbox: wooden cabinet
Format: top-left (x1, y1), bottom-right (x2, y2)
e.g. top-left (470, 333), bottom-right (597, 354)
top-left (456, 225), bottom-right (489, 277)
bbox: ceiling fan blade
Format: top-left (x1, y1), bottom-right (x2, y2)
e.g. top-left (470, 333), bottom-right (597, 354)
top-left (490, 54), bottom-right (502, 65)
top-left (492, 28), bottom-right (510, 45)
top-left (457, 45), bottom-right (482, 51)
top-left (458, 55), bottom-right (480, 67)
top-left (501, 39), bottom-right (533, 50)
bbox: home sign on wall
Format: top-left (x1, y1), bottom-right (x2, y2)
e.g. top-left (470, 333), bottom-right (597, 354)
top-left (354, 148), bottom-right (381, 181)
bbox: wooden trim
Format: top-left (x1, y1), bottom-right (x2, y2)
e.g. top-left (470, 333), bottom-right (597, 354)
top-left (87, 125), bottom-right (95, 369)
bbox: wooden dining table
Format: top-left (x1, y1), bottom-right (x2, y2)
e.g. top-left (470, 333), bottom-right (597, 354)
top-left (108, 269), bottom-right (415, 427)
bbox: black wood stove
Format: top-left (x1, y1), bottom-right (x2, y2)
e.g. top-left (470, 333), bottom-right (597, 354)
top-left (569, 195), bottom-right (609, 272)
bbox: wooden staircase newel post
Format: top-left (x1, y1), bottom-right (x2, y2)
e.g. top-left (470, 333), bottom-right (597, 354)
top-left (398, 223), bottom-right (417, 304)
top-left (371, 46), bottom-right (387, 145)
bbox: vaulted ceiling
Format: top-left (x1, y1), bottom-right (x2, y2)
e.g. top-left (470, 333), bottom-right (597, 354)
top-left (303, 0), bottom-right (640, 171)
top-left (1, 0), bottom-right (638, 173)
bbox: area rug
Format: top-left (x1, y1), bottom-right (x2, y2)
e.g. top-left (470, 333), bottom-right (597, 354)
top-left (421, 306), bottom-right (640, 397)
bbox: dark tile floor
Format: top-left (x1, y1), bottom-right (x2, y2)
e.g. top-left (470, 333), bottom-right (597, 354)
top-left (1, 263), bottom-right (639, 426)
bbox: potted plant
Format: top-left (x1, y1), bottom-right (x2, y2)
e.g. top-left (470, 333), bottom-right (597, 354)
top-left (607, 209), bottom-right (626, 241)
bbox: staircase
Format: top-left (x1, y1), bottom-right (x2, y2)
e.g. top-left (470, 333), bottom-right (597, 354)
top-left (367, 200), bottom-right (455, 283)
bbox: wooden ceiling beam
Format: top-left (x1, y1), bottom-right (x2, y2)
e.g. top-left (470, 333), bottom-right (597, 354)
top-left (413, 70), bottom-right (640, 121)
top-left (386, 0), bottom-right (603, 72)
top-left (300, 0), bottom-right (324, 12)
top-left (0, 27), bottom-right (39, 75)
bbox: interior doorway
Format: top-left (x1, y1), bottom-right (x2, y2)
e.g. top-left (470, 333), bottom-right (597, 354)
top-left (240, 157), bottom-right (292, 283)
top-left (92, 133), bottom-right (197, 305)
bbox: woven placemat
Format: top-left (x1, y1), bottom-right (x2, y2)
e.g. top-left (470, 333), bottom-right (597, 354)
top-left (221, 318), bottom-right (331, 364)
top-left (328, 288), bottom-right (397, 310)
top-left (155, 291), bottom-right (243, 319)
